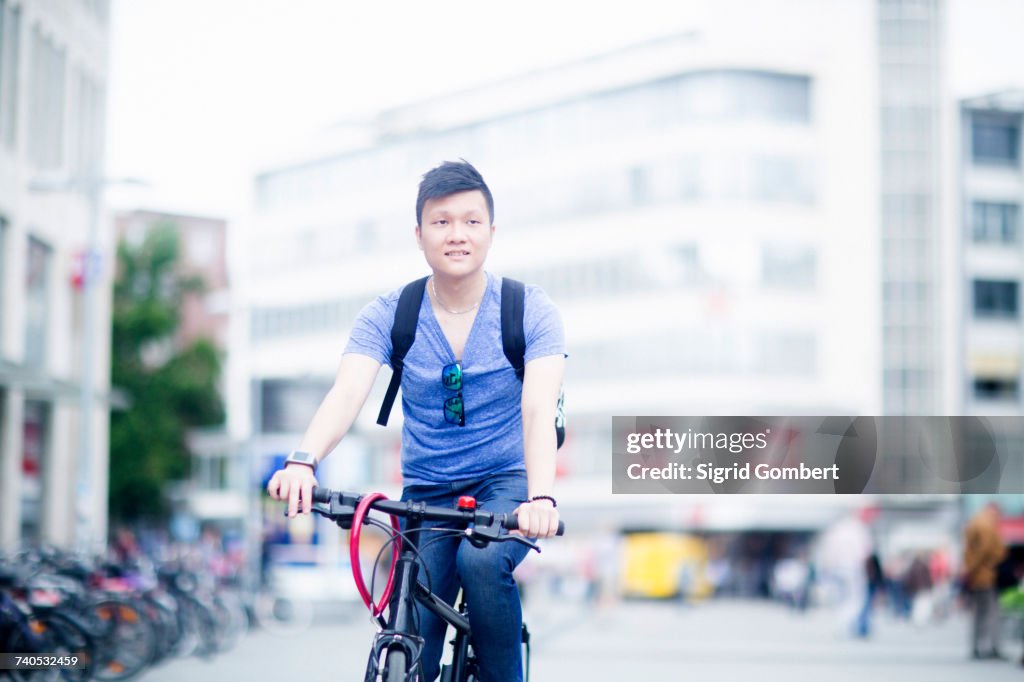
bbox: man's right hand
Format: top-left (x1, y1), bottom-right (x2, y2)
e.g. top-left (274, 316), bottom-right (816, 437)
top-left (267, 464), bottom-right (319, 518)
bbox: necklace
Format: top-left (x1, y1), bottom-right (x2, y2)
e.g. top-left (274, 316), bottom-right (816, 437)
top-left (431, 277), bottom-right (482, 315)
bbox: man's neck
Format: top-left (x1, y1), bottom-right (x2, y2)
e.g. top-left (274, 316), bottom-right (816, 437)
top-left (432, 271), bottom-right (487, 312)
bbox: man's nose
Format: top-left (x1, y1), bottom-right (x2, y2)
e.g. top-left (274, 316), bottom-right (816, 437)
top-left (446, 221), bottom-right (468, 240)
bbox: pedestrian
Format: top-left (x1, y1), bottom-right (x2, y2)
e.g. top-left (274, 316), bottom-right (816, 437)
top-left (904, 552), bottom-right (933, 626)
top-left (854, 551), bottom-right (884, 637)
top-left (962, 502), bottom-right (1007, 660)
top-left (817, 507), bottom-right (874, 637)
top-left (266, 160), bottom-right (565, 682)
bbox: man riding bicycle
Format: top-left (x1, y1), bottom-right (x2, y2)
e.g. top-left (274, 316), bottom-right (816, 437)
top-left (266, 160), bottom-right (565, 682)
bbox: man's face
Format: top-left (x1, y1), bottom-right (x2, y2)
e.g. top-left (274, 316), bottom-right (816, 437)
top-left (416, 190), bottom-right (494, 279)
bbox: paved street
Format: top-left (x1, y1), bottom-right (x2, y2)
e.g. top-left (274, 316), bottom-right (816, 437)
top-left (139, 599), bottom-right (1022, 681)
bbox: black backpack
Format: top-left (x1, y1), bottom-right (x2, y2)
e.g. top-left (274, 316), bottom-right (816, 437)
top-left (375, 276), bottom-right (565, 448)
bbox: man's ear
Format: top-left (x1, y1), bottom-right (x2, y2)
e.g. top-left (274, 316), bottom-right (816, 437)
top-left (415, 224), bottom-right (423, 250)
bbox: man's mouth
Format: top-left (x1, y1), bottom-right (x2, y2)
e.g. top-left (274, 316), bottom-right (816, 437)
top-left (445, 250), bottom-right (470, 256)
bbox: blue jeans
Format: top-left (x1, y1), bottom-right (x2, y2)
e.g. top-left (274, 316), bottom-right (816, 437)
top-left (401, 470), bottom-right (530, 682)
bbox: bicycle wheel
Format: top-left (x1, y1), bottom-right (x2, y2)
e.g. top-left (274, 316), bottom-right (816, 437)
top-left (7, 618), bottom-right (59, 682)
top-left (90, 598), bottom-right (156, 680)
top-left (383, 648), bottom-right (407, 682)
top-left (36, 611), bottom-right (97, 682)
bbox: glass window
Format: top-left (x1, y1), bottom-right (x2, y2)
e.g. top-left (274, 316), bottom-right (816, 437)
top-left (762, 244), bottom-right (816, 288)
top-left (756, 333), bottom-right (816, 375)
top-left (28, 27), bottom-right (66, 169)
top-left (752, 157), bottom-right (815, 204)
top-left (973, 279), bottom-right (1019, 319)
top-left (0, 1), bottom-right (20, 151)
top-left (629, 166), bottom-right (651, 205)
top-left (0, 216), bottom-right (6, 335)
top-left (24, 236), bottom-right (51, 368)
top-left (972, 112), bottom-right (1020, 166)
top-left (970, 202), bottom-right (1019, 244)
top-left (677, 71), bottom-right (811, 124)
top-left (973, 378), bottom-right (1019, 401)
top-left (21, 399), bottom-right (50, 543)
top-left (260, 378), bottom-right (332, 433)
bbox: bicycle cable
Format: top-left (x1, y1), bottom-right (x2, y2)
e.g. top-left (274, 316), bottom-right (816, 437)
top-left (364, 521), bottom-right (466, 676)
top-left (362, 517), bottom-right (458, 619)
top-left (364, 518), bottom-right (470, 669)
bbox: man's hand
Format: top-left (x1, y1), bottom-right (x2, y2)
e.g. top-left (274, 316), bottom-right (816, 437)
top-left (514, 499), bottom-right (560, 538)
top-left (267, 464), bottom-right (318, 517)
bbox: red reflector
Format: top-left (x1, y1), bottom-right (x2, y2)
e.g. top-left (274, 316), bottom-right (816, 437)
top-left (457, 496), bottom-right (476, 510)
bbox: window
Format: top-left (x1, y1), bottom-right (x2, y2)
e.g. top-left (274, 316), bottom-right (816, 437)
top-left (762, 244), bottom-right (816, 288)
top-left (676, 71), bottom-right (812, 124)
top-left (973, 279), bottom-right (1018, 319)
top-left (752, 157), bottom-right (815, 204)
top-left (629, 166), bottom-right (651, 205)
top-left (71, 68), bottom-right (103, 182)
top-left (0, 0), bottom-right (21, 151)
top-left (259, 378), bottom-right (332, 433)
top-left (0, 216), bottom-right (6, 341)
top-left (28, 26), bottom-right (66, 170)
top-left (972, 112), bottom-right (1020, 166)
top-left (973, 378), bottom-right (1019, 401)
top-left (971, 202), bottom-right (1019, 244)
top-left (24, 237), bottom-right (51, 368)
top-left (21, 399), bottom-right (50, 543)
top-left (756, 333), bottom-right (816, 375)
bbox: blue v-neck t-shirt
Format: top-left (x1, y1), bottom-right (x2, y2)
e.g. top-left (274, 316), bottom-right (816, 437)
top-left (343, 272), bottom-right (565, 486)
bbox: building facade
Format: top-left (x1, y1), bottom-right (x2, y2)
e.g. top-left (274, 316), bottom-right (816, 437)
top-left (233, 0), bottom-right (899, 532)
top-left (0, 0), bottom-right (112, 550)
top-left (958, 91), bottom-right (1024, 415)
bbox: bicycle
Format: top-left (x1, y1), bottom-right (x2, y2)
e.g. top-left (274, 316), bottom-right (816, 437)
top-left (302, 487), bottom-right (564, 682)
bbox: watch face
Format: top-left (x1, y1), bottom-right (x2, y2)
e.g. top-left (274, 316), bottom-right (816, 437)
top-left (288, 451), bottom-right (316, 466)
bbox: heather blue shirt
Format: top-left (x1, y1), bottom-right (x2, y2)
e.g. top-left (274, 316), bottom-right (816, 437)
top-left (344, 272), bottom-right (565, 485)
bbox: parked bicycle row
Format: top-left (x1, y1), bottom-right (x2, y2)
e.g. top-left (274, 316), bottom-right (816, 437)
top-left (0, 545), bottom-right (248, 681)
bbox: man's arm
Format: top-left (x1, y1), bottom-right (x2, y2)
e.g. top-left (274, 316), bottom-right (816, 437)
top-left (516, 354), bottom-right (565, 538)
top-left (267, 353), bottom-right (382, 517)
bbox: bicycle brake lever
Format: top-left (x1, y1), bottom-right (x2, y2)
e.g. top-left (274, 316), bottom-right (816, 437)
top-left (506, 535), bottom-right (541, 553)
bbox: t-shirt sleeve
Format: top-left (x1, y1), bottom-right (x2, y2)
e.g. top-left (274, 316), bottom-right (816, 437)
top-left (524, 285), bottom-right (566, 363)
top-left (343, 295), bottom-right (394, 367)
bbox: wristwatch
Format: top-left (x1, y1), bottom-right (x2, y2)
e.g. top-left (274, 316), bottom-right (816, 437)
top-left (284, 450), bottom-right (318, 473)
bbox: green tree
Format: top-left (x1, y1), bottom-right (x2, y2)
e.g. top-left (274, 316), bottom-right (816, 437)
top-left (109, 224), bottom-right (224, 522)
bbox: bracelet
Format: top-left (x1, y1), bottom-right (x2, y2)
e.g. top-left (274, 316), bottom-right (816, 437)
top-left (529, 495), bottom-right (557, 508)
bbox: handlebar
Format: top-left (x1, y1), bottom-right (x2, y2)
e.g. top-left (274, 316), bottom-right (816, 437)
top-left (308, 487), bottom-right (565, 537)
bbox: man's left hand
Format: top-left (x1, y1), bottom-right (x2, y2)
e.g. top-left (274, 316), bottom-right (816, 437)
top-left (514, 499), bottom-right (560, 538)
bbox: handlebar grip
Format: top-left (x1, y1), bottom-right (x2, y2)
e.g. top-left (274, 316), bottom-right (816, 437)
top-left (311, 486), bottom-right (332, 504)
top-left (504, 514), bottom-right (565, 536)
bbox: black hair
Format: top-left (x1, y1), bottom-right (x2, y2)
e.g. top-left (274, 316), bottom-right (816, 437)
top-left (415, 160), bottom-right (494, 226)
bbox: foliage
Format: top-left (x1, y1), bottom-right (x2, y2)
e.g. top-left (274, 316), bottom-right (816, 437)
top-left (1000, 587), bottom-right (1024, 612)
top-left (109, 223), bottom-right (224, 521)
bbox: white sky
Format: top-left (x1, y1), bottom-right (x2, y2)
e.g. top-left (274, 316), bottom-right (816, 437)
top-left (105, 0), bottom-right (1024, 218)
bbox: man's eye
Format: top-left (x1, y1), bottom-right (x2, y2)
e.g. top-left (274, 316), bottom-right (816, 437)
top-left (434, 220), bottom-right (447, 225)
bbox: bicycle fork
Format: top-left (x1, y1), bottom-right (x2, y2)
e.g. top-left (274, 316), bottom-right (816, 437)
top-left (366, 524), bottom-right (428, 681)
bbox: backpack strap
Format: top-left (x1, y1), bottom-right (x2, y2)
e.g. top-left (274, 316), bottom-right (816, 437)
top-left (376, 276), bottom-right (429, 426)
top-left (501, 278), bottom-right (527, 382)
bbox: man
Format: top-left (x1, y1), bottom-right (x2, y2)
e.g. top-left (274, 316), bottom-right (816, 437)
top-left (963, 502), bottom-right (1007, 660)
top-left (267, 160), bottom-right (564, 681)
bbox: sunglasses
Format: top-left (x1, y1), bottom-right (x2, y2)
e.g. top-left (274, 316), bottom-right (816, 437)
top-left (442, 362), bottom-right (465, 426)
